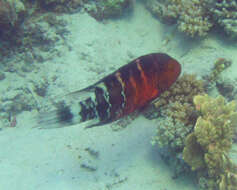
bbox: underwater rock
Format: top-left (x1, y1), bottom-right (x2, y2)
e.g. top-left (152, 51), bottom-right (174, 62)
top-left (0, 86), bottom-right (38, 128)
top-left (216, 78), bottom-right (236, 101)
top-left (32, 78), bottom-right (49, 97)
top-left (84, 147), bottom-right (99, 159)
top-left (0, 12), bottom-right (69, 80)
top-left (0, 0), bottom-right (25, 38)
top-left (38, 0), bottom-right (84, 13)
top-left (0, 88), bottom-right (37, 114)
top-left (84, 0), bottom-right (134, 20)
top-left (22, 20), bottom-right (61, 51)
top-left (80, 160), bottom-right (98, 172)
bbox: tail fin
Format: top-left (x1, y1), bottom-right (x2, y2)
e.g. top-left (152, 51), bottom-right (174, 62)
top-left (34, 86), bottom-right (94, 129)
top-left (35, 102), bottom-right (104, 129)
top-left (34, 85), bottom-right (102, 129)
top-left (35, 102), bottom-right (79, 129)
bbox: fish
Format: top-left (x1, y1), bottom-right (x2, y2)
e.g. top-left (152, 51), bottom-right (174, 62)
top-left (37, 53), bottom-right (181, 129)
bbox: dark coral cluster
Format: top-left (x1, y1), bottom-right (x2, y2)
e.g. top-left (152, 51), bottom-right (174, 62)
top-left (145, 0), bottom-right (212, 37)
top-left (35, 0), bottom-right (84, 13)
top-left (30, 0), bottom-right (134, 17)
top-left (207, 0), bottom-right (237, 39)
top-left (0, 0), bottom-right (133, 50)
top-left (84, 0), bottom-right (134, 20)
top-left (145, 0), bottom-right (237, 38)
top-left (0, 0), bottom-right (25, 38)
top-left (203, 57), bottom-right (236, 101)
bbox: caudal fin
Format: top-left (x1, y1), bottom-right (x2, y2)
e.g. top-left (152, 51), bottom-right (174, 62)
top-left (34, 85), bottom-right (100, 129)
top-left (34, 102), bottom-right (76, 129)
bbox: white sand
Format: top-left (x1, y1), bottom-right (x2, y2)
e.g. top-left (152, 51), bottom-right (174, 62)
top-left (0, 113), bottom-right (196, 190)
top-left (0, 2), bottom-right (237, 190)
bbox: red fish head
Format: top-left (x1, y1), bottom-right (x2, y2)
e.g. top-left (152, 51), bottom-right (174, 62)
top-left (165, 58), bottom-right (181, 85)
top-left (154, 54), bottom-right (181, 94)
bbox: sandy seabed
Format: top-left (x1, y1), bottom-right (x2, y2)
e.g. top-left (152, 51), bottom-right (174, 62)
top-left (0, 2), bottom-right (237, 190)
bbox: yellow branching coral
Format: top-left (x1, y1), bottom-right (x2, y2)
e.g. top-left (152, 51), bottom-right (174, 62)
top-left (183, 94), bottom-right (237, 190)
top-left (183, 133), bottom-right (205, 171)
top-left (218, 154), bottom-right (237, 190)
